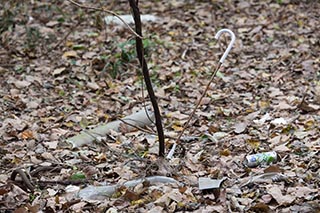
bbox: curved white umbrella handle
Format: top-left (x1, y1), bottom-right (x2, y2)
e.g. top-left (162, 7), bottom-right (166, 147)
top-left (214, 29), bottom-right (236, 64)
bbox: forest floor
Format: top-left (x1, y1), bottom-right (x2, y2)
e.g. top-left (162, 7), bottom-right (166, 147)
top-left (0, 0), bottom-right (319, 212)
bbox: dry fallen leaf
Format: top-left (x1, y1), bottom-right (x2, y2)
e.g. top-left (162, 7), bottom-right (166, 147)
top-left (14, 80), bottom-right (31, 89)
top-left (234, 122), bottom-right (247, 134)
top-left (266, 185), bottom-right (295, 206)
top-left (298, 99), bottom-right (320, 112)
top-left (62, 51), bottom-right (78, 59)
top-left (264, 165), bottom-right (282, 173)
top-left (20, 130), bottom-right (34, 139)
top-left (52, 67), bottom-right (66, 76)
top-left (87, 81), bottom-right (100, 90)
top-left (1, 1), bottom-right (319, 212)
top-left (287, 186), bottom-right (317, 198)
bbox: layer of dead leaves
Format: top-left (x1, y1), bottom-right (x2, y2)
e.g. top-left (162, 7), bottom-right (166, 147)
top-left (0, 0), bottom-right (319, 212)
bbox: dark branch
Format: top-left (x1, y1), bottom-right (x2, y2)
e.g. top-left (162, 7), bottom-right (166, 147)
top-left (128, 0), bottom-right (165, 157)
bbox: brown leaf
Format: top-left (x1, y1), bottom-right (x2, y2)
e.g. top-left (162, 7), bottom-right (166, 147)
top-left (13, 207), bottom-right (28, 213)
top-left (200, 97), bottom-right (211, 105)
top-left (123, 188), bottom-right (140, 201)
top-left (14, 80), bottom-right (31, 89)
top-left (87, 81), bottom-right (100, 90)
top-left (167, 111), bottom-right (189, 120)
top-left (298, 99), bottom-right (319, 112)
top-left (52, 67), bottom-right (66, 76)
top-left (274, 101), bottom-right (294, 110)
top-left (234, 122), bottom-right (247, 134)
top-left (274, 144), bottom-right (290, 152)
top-left (287, 186), bottom-right (317, 198)
top-left (220, 148), bottom-right (231, 156)
top-left (167, 189), bottom-right (183, 202)
top-left (264, 165), bottom-right (282, 173)
top-left (302, 60), bottom-right (314, 72)
top-left (20, 130), bottom-right (34, 139)
top-left (62, 50), bottom-right (78, 59)
top-left (0, 186), bottom-right (9, 196)
top-left (250, 202), bottom-right (270, 212)
top-left (246, 138), bottom-right (260, 149)
top-left (266, 185), bottom-right (295, 206)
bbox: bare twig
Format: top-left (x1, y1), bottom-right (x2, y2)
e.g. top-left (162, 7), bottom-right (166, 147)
top-left (37, 179), bottom-right (89, 186)
top-left (176, 62), bottom-right (222, 143)
top-left (66, 0), bottom-right (143, 39)
top-left (167, 62), bottom-right (222, 159)
top-left (129, 0), bottom-right (165, 157)
top-left (141, 81), bottom-right (156, 125)
top-left (10, 169), bottom-right (35, 192)
top-left (30, 166), bottom-right (62, 177)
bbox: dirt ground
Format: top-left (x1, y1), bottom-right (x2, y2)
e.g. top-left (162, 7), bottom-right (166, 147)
top-left (0, 0), bottom-right (319, 212)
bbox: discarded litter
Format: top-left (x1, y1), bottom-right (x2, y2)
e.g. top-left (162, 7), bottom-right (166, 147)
top-left (77, 176), bottom-right (182, 200)
top-left (198, 177), bottom-right (227, 190)
top-left (166, 28), bottom-right (236, 159)
top-left (105, 14), bottom-right (159, 25)
top-left (243, 151), bottom-right (278, 168)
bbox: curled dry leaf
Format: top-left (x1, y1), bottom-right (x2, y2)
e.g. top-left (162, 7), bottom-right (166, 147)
top-left (52, 67), bottom-right (66, 76)
top-left (266, 185), bottom-right (295, 206)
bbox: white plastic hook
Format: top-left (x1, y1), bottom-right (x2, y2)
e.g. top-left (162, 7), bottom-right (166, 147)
top-left (166, 28), bottom-right (236, 160)
top-left (214, 29), bottom-right (236, 64)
